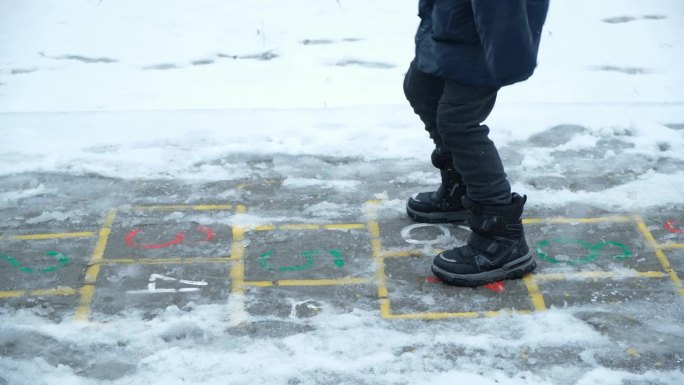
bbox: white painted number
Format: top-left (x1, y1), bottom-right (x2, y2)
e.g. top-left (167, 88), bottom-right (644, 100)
top-left (126, 273), bottom-right (208, 294)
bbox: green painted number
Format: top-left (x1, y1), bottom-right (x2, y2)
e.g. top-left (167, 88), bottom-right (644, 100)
top-left (536, 238), bottom-right (632, 265)
top-left (259, 250), bottom-right (344, 271)
top-left (1, 251), bottom-right (69, 273)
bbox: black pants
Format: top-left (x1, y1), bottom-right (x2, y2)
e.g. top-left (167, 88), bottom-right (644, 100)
top-left (403, 60), bottom-right (511, 205)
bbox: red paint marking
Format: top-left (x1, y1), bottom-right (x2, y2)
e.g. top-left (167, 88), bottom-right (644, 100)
top-left (124, 229), bottom-right (143, 248)
top-left (125, 229), bottom-right (186, 249)
top-left (484, 281), bottom-right (506, 293)
top-left (124, 224), bottom-right (216, 249)
top-left (424, 276), bottom-right (442, 283)
top-left (196, 225), bottom-right (215, 242)
top-left (664, 220), bottom-right (683, 234)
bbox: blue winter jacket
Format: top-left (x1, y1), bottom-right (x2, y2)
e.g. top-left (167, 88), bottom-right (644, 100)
top-left (415, 0), bottom-right (549, 87)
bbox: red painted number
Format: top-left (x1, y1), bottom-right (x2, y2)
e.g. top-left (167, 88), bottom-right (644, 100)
top-left (664, 220), bottom-right (683, 234)
top-left (125, 224), bottom-right (215, 249)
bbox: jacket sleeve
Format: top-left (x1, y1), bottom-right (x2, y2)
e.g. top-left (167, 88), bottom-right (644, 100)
top-left (418, 0), bottom-right (433, 18)
top-left (471, 0), bottom-right (537, 83)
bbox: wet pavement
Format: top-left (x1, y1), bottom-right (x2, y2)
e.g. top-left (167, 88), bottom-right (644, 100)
top-left (1, 154), bottom-right (684, 376)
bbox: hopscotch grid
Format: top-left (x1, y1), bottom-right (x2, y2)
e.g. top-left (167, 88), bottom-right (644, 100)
top-left (633, 215), bottom-right (684, 297)
top-left (0, 204), bottom-right (238, 305)
top-left (2, 200), bottom-right (682, 319)
top-left (0, 232), bottom-right (92, 300)
top-left (241, 221), bottom-right (374, 295)
top-left (74, 209), bottom-right (118, 322)
top-left (364, 201), bottom-right (684, 320)
top-left (227, 218), bottom-right (378, 322)
top-left (365, 201), bottom-right (540, 319)
top-left (73, 204), bottom-right (238, 321)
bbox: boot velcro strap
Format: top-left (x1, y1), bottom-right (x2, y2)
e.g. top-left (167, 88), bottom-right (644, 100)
top-left (467, 232), bottom-right (499, 254)
top-left (469, 215), bottom-right (498, 232)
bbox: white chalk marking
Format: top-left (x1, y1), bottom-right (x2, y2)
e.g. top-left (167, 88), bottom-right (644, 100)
top-left (126, 273), bottom-right (208, 295)
top-left (400, 223), bottom-right (452, 245)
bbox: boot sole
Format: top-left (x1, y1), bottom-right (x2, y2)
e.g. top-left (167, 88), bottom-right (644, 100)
top-left (406, 205), bottom-right (468, 224)
top-left (431, 252), bottom-right (537, 287)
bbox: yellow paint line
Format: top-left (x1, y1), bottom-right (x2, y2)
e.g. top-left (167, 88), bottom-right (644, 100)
top-left (487, 310), bottom-right (532, 317)
top-left (534, 270), bottom-right (667, 281)
top-left (372, 245), bottom-right (391, 316)
top-left (370, 239), bottom-right (382, 255)
top-left (75, 286), bottom-right (95, 321)
top-left (252, 225), bottom-right (276, 231)
top-left (367, 221), bottom-right (381, 241)
top-left (368, 221), bottom-right (388, 299)
top-left (245, 277), bottom-right (370, 287)
top-left (625, 271), bottom-right (667, 278)
top-left (9, 232), bottom-right (96, 240)
top-left (363, 202), bottom-right (393, 318)
top-left (243, 281), bottom-right (272, 288)
top-left (229, 227), bottom-right (245, 281)
top-left (323, 224), bottom-right (366, 230)
top-left (379, 298), bottom-right (392, 319)
top-left (229, 257), bottom-right (245, 294)
top-left (0, 291), bottom-right (25, 298)
top-left (379, 250), bottom-right (425, 258)
top-left (523, 275), bottom-right (547, 312)
top-left (134, 204), bottom-right (233, 211)
top-left (228, 204), bottom-right (248, 324)
top-left (83, 265), bottom-right (101, 285)
top-left (384, 311), bottom-right (480, 320)
top-left (660, 243), bottom-right (684, 250)
top-left (247, 223), bottom-right (365, 231)
top-left (276, 277), bottom-right (370, 286)
top-left (75, 209), bottom-right (117, 322)
top-left (522, 218), bottom-right (543, 224)
top-left (367, 220), bottom-right (383, 258)
top-left (278, 224), bottom-right (321, 230)
top-left (385, 309), bottom-right (532, 320)
top-left (98, 257), bottom-right (234, 265)
top-left (30, 287), bottom-right (76, 296)
top-left (524, 216), bottom-right (631, 225)
top-left (634, 215), bottom-right (684, 297)
top-left (236, 179), bottom-right (279, 190)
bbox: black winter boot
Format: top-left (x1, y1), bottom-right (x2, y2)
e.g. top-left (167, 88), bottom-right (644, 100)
top-left (406, 150), bottom-right (468, 223)
top-left (431, 193), bottom-right (536, 286)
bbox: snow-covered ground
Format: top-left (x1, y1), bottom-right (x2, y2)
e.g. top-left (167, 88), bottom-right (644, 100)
top-left (1, 0), bottom-right (684, 384)
top-left (1, 0), bottom-right (684, 209)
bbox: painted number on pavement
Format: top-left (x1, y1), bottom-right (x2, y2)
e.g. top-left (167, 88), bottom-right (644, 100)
top-left (1, 251), bottom-right (68, 273)
top-left (536, 238), bottom-right (632, 265)
top-left (259, 250), bottom-right (344, 271)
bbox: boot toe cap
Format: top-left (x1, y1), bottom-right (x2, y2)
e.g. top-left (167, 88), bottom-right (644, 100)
top-left (432, 249), bottom-right (480, 275)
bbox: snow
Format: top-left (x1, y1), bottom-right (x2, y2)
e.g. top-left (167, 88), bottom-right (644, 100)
top-left (0, 184), bottom-right (52, 209)
top-left (1, 0), bottom-right (684, 384)
top-left (0, 306), bottom-right (629, 385)
top-left (282, 176), bottom-right (361, 191)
